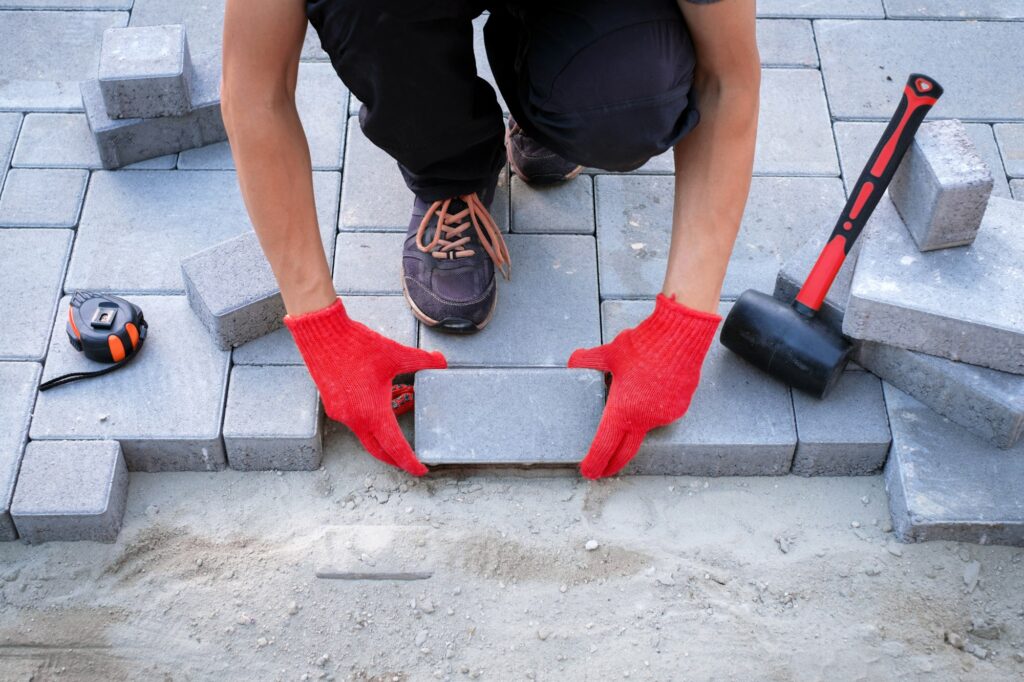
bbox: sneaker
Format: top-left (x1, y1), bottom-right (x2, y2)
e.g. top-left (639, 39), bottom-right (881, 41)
top-left (402, 183), bottom-right (511, 334)
top-left (505, 115), bottom-right (583, 185)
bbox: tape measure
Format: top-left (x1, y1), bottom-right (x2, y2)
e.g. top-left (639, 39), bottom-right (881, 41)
top-left (39, 292), bottom-right (148, 391)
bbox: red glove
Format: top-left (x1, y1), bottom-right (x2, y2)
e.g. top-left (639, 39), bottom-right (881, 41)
top-left (569, 294), bottom-right (721, 479)
top-left (284, 298), bottom-right (446, 476)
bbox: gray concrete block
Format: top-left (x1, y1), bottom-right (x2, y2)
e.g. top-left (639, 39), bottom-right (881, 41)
top-left (302, 22), bottom-right (329, 62)
top-left (854, 340), bottom-right (1024, 449)
top-left (756, 69), bottom-right (839, 176)
top-left (223, 366), bottom-right (323, 471)
top-left (11, 113), bottom-right (175, 169)
top-left (816, 20), bottom-right (1024, 122)
top-left (10, 440), bottom-right (127, 544)
top-left (66, 170), bottom-right (340, 293)
top-left (233, 296), bottom-right (417, 366)
top-left (510, 175), bottom-right (594, 234)
top-left (756, 19), bottom-right (818, 68)
top-left (332, 232), bottom-right (406, 296)
top-left (602, 300), bottom-right (797, 476)
top-left (596, 175), bottom-right (845, 300)
top-left (0, 362), bottom-right (41, 541)
top-left (0, 168), bottom-right (88, 228)
top-left (1012, 179), bottom-right (1024, 201)
top-left (0, 229), bottom-right (73, 361)
top-left (884, 383), bottom-right (1024, 547)
top-left (420, 235), bottom-right (600, 367)
top-left (0, 113), bottom-right (19, 191)
top-left (316, 525), bottom-right (435, 580)
top-left (415, 369), bottom-right (604, 465)
top-left (888, 120), bottom-right (993, 251)
top-left (844, 197), bottom-right (1024, 375)
top-left (883, 1), bottom-right (1024, 20)
top-left (0, 0), bottom-right (131, 7)
top-left (757, 0), bottom-right (884, 18)
top-left (0, 10), bottom-right (127, 111)
top-left (31, 296), bottom-right (230, 472)
top-left (994, 123), bottom-right (1024, 178)
top-left (792, 372), bottom-right (891, 476)
top-left (98, 25), bottom-right (193, 119)
top-left (129, 0), bottom-right (224, 64)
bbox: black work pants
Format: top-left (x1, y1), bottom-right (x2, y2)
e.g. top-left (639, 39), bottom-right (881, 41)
top-left (305, 0), bottom-right (701, 201)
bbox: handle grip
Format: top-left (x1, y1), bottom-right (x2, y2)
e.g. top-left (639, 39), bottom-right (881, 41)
top-left (795, 73), bottom-right (943, 312)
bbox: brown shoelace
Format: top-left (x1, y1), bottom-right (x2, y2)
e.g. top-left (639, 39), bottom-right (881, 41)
top-left (415, 192), bottom-right (511, 280)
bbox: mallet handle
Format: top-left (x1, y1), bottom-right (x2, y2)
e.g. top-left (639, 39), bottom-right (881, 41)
top-left (794, 73), bottom-right (943, 313)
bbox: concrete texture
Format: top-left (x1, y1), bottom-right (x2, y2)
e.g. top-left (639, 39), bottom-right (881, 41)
top-left (12, 112), bottom-right (176, 169)
top-left (0, 362), bottom-right (41, 541)
top-left (420, 235), bottom-right (601, 367)
top-left (510, 175), bottom-right (594, 235)
top-left (756, 69), bottom-right (839, 176)
top-left (10, 440), bottom-right (127, 544)
top-left (31, 296), bottom-right (230, 472)
top-left (0, 112), bottom-right (20, 190)
top-left (316, 526), bottom-right (435, 580)
top-left (888, 120), bottom-right (993, 251)
top-left (756, 0), bottom-right (884, 17)
top-left (994, 123), bottom-right (1024, 177)
top-left (1012, 179), bottom-right (1024, 200)
top-left (98, 24), bottom-right (193, 119)
top-left (415, 369), bottom-right (605, 465)
top-left (854, 340), bottom-right (1024, 449)
top-left (223, 366), bottom-right (323, 471)
top-left (756, 20), bottom-right (818, 68)
top-left (332, 232), bottom-right (406, 296)
top-left (884, 383), bottom-right (1024, 547)
top-left (882, 1), bottom-right (1024, 20)
top-left (128, 0), bottom-right (224, 64)
top-left (0, 168), bottom-right (88, 227)
top-left (843, 197), bottom-right (1024, 374)
top-left (791, 372), bottom-right (891, 476)
top-left (0, 229), bottom-right (73, 361)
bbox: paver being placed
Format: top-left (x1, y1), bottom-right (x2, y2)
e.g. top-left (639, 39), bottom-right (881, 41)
top-left (596, 175), bottom-right (845, 300)
top-left (10, 440), bottom-right (127, 544)
top-left (420, 235), bottom-right (600, 367)
top-left (316, 526), bottom-right (435, 580)
top-left (0, 362), bottom-right (41, 541)
top-left (11, 113), bottom-right (176, 169)
top-left (994, 124), bottom-right (1024, 178)
top-left (755, 69), bottom-right (838, 176)
top-left (415, 369), bottom-right (604, 465)
top-left (882, 1), bottom-right (1024, 20)
top-left (855, 340), bottom-right (1024, 449)
top-left (0, 168), bottom-right (88, 228)
top-left (0, 10), bottom-right (127, 111)
top-left (223, 366), bottom-right (323, 471)
top-left (816, 20), bottom-right (1024, 122)
top-left (510, 175), bottom-right (594, 234)
top-left (888, 120), bottom-right (993, 251)
top-left (602, 300), bottom-right (797, 476)
top-left (844, 197), bottom-right (1024, 375)
top-left (66, 170), bottom-right (339, 293)
top-left (333, 232), bottom-right (406, 296)
top-left (756, 19), bottom-right (818, 68)
top-left (884, 384), bottom-right (1024, 547)
top-left (98, 24), bottom-right (193, 119)
top-left (31, 296), bottom-right (230, 472)
top-left (756, 0), bottom-right (884, 18)
top-left (0, 113), bottom-right (20, 189)
top-left (791, 372), bottom-right (891, 476)
top-left (0, 229), bottom-right (73, 361)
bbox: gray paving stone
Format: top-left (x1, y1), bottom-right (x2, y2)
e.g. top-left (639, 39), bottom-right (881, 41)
top-left (854, 341), bottom-right (1024, 449)
top-left (994, 124), bottom-right (1024, 178)
top-left (415, 368), bottom-right (604, 465)
top-left (1012, 179), bottom-right (1024, 200)
top-left (31, 296), bottom-right (230, 472)
top-left (816, 20), bottom-right (1024, 122)
top-left (302, 22), bottom-right (329, 62)
top-left (883, 1), bottom-right (1024, 20)
top-left (12, 113), bottom-right (176, 169)
top-left (0, 0), bottom-right (131, 6)
top-left (757, 20), bottom-right (818, 68)
top-left (884, 383), bottom-right (1024, 547)
top-left (757, 0), bottom-right (884, 18)
top-left (316, 525), bottom-right (435, 580)
top-left (0, 229), bottom-right (73, 361)
top-left (756, 69), bottom-right (839, 176)
top-left (0, 362), bottom-right (41, 541)
top-left (0, 113), bottom-right (19, 190)
top-left (601, 300), bottom-right (796, 476)
top-left (332, 232), bottom-right (406, 296)
top-left (595, 175), bottom-right (845, 300)
top-left (66, 170), bottom-right (339, 293)
top-left (10, 440), bottom-right (127, 544)
top-left (98, 24), bottom-right (193, 119)
top-left (233, 296), bottom-right (416, 366)
top-left (129, 0), bottom-right (224, 63)
top-left (889, 120), bottom-right (993, 251)
top-left (420, 235), bottom-right (600, 367)
top-left (223, 365), bottom-right (323, 471)
top-left (792, 372), bottom-right (891, 476)
top-left (0, 168), bottom-right (88, 228)
top-left (510, 175), bottom-right (594, 234)
top-left (473, 14), bottom-right (507, 115)
top-left (0, 10), bottom-right (127, 111)
top-left (844, 197), bottom-right (1024, 375)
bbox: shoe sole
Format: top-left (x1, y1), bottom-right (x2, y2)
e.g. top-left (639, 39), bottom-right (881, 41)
top-left (401, 277), bottom-right (497, 334)
top-left (505, 125), bottom-right (584, 185)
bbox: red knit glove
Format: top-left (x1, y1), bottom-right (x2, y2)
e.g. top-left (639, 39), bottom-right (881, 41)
top-left (569, 294), bottom-right (721, 479)
top-left (284, 298), bottom-right (446, 476)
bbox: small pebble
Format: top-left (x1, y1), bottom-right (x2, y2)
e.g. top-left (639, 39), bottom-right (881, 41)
top-left (585, 540), bottom-right (600, 551)
top-left (287, 601), bottom-right (299, 616)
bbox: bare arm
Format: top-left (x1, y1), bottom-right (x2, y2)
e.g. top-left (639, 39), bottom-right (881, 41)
top-left (665, 0), bottom-right (760, 312)
top-left (221, 0), bottom-right (337, 316)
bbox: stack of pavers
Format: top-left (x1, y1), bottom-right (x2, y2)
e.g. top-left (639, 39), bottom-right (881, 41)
top-left (776, 119), bottom-right (1024, 547)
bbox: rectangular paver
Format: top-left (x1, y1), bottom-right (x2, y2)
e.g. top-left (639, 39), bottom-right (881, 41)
top-left (0, 229), bottom-right (73, 361)
top-left (0, 113), bottom-right (20, 190)
top-left (0, 168), bottom-right (88, 228)
top-left (510, 175), bottom-right (594, 234)
top-left (844, 197), bottom-right (1024, 375)
top-left (332, 232), bottom-right (406, 296)
top-left (420, 235), bottom-right (600, 367)
top-left (316, 526), bottom-right (435, 580)
top-left (757, 0), bottom-right (884, 18)
top-left (129, 0), bottom-right (224, 63)
top-left (756, 69), bottom-right (839, 176)
top-left (757, 20), bottom-right (818, 68)
top-left (994, 124), bottom-right (1024, 178)
top-left (884, 383), bottom-right (1024, 547)
top-left (98, 24), bottom-right (193, 119)
top-left (602, 301), bottom-right (796, 476)
top-left (0, 362), bottom-right (41, 541)
top-left (0, 1), bottom-right (132, 7)
top-left (31, 296), bottom-right (230, 472)
top-left (882, 1), bottom-right (1024, 20)
top-left (415, 369), bottom-right (604, 465)
top-left (1012, 179), bottom-right (1024, 201)
top-left (12, 113), bottom-right (176, 169)
top-left (11, 440), bottom-right (127, 544)
top-left (223, 365), bottom-right (323, 471)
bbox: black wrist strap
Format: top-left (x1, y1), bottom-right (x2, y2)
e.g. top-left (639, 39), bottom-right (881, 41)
top-left (38, 353), bottom-right (138, 392)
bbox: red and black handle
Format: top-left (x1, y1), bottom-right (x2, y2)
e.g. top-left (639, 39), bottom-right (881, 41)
top-left (794, 73), bottom-right (943, 314)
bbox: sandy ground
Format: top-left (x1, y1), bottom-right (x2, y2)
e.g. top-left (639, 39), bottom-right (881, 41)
top-left (1, 420), bottom-right (1022, 682)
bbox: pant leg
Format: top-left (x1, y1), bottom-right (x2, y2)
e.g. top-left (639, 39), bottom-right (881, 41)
top-left (306, 0), bottom-right (506, 201)
top-left (485, 0), bottom-right (701, 172)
